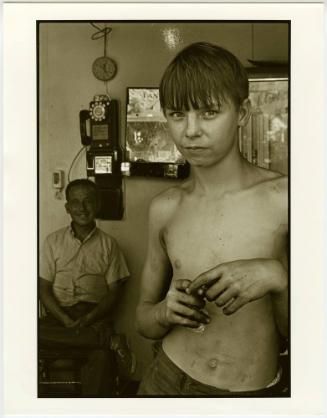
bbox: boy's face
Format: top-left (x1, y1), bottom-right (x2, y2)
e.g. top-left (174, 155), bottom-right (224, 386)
top-left (65, 185), bottom-right (98, 227)
top-left (165, 98), bottom-right (249, 168)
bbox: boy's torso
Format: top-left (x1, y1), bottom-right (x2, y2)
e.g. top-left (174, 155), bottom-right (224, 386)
top-left (161, 174), bottom-right (288, 391)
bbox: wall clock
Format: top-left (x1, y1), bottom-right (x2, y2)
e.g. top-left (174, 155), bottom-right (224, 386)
top-left (92, 56), bottom-right (117, 81)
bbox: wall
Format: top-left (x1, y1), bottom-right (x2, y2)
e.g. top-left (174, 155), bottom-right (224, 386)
top-left (39, 22), bottom-right (289, 378)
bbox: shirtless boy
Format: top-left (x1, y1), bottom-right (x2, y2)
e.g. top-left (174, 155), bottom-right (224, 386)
top-left (136, 42), bottom-right (288, 396)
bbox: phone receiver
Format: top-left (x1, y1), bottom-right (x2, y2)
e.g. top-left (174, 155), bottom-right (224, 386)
top-left (79, 109), bottom-right (91, 145)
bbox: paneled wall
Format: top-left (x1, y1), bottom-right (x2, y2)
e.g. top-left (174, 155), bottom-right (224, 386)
top-left (39, 22), bottom-right (288, 378)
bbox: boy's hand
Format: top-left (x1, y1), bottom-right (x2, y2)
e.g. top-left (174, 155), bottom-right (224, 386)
top-left (156, 279), bottom-right (211, 329)
top-left (187, 259), bottom-right (287, 315)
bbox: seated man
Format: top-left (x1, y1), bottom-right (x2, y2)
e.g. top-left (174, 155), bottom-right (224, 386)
top-left (39, 178), bottom-right (130, 397)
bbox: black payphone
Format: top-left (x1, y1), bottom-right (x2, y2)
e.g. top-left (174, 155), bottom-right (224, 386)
top-left (80, 95), bottom-right (123, 220)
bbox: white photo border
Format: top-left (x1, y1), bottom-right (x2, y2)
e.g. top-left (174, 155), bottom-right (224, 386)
top-left (3, 2), bottom-right (325, 417)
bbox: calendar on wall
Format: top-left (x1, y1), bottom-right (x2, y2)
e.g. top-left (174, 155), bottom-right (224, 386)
top-left (126, 88), bottom-right (186, 165)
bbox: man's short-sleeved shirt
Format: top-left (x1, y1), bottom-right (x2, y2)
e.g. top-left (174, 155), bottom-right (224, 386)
top-left (40, 225), bottom-right (130, 307)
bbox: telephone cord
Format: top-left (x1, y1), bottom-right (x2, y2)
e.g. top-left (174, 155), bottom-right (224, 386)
top-left (68, 146), bottom-right (87, 182)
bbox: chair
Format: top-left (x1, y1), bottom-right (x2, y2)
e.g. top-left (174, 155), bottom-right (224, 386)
top-left (38, 334), bottom-right (138, 397)
top-left (38, 346), bottom-right (91, 397)
top-left (38, 298), bottom-right (140, 397)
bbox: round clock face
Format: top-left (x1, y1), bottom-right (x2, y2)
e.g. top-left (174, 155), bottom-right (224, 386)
top-left (92, 56), bottom-right (117, 81)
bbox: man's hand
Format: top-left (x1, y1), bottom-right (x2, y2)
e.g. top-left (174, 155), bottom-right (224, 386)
top-left (62, 316), bottom-right (78, 328)
top-left (155, 279), bottom-right (211, 329)
top-left (63, 314), bottom-right (93, 336)
top-left (187, 259), bottom-right (287, 315)
top-left (65, 314), bottom-right (92, 329)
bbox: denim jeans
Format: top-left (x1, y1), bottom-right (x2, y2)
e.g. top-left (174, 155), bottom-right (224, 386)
top-left (138, 345), bottom-right (287, 397)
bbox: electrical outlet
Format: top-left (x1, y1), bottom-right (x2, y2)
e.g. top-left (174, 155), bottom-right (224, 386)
top-left (52, 170), bottom-right (64, 189)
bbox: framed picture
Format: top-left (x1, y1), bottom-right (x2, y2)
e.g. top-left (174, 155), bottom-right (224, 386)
top-left (125, 87), bottom-right (189, 178)
top-left (3, 4), bottom-right (325, 418)
top-left (239, 73), bottom-right (289, 175)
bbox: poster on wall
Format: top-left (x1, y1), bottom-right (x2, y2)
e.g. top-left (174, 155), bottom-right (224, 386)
top-left (2, 2), bottom-right (325, 418)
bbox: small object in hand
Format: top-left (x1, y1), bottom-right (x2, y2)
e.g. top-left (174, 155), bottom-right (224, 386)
top-left (198, 284), bottom-right (208, 296)
top-left (186, 284), bottom-right (207, 296)
top-left (191, 308), bottom-right (210, 333)
top-left (192, 323), bottom-right (206, 333)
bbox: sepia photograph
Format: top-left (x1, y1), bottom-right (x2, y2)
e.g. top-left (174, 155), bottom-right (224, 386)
top-left (37, 20), bottom-right (289, 398)
top-left (3, 2), bottom-right (325, 416)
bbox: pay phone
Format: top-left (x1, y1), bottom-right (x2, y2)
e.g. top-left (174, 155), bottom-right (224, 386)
top-left (80, 95), bottom-right (123, 220)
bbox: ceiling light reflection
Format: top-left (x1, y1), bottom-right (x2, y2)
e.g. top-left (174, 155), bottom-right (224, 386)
top-left (162, 27), bottom-right (182, 50)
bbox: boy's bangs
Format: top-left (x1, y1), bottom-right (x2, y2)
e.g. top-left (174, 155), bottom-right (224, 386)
top-left (161, 67), bottom-right (225, 111)
top-left (160, 42), bottom-right (249, 112)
